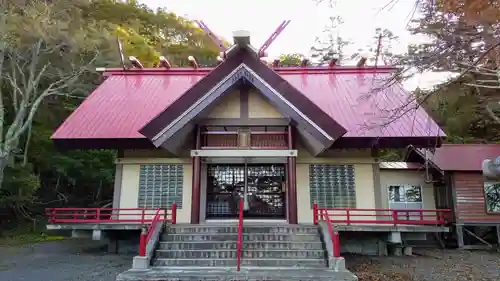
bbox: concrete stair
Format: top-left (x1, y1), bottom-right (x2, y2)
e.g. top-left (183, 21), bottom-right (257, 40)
top-left (117, 267), bottom-right (357, 281)
top-left (152, 224), bottom-right (327, 268)
top-left (117, 224), bottom-right (358, 281)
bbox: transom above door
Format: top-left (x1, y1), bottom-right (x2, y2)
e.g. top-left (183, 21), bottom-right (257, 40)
top-left (206, 164), bottom-right (286, 219)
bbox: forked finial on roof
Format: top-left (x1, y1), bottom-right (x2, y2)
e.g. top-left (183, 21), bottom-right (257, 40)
top-left (188, 56), bottom-right (199, 69)
top-left (158, 56), bottom-right (171, 69)
top-left (258, 20), bottom-right (291, 58)
top-left (128, 56), bottom-right (143, 69)
top-left (195, 20), bottom-right (227, 57)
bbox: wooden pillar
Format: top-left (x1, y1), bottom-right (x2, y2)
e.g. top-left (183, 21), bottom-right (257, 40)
top-left (287, 125), bottom-right (298, 224)
top-left (190, 126), bottom-right (202, 224)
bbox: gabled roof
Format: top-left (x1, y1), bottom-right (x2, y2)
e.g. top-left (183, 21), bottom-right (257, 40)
top-left (51, 52), bottom-right (444, 149)
top-left (406, 144), bottom-right (500, 172)
top-left (140, 47), bottom-right (347, 150)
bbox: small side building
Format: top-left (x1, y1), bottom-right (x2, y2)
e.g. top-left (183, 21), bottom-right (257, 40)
top-left (406, 144), bottom-right (500, 249)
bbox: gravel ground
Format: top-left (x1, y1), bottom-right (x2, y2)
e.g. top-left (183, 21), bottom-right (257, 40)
top-left (0, 240), bottom-right (498, 281)
top-left (0, 239), bottom-right (131, 281)
top-left (347, 249), bottom-right (500, 281)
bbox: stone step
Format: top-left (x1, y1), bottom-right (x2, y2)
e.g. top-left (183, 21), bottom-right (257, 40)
top-left (155, 249), bottom-right (326, 259)
top-left (157, 241), bottom-right (324, 251)
top-left (166, 225), bottom-right (319, 235)
top-left (117, 268), bottom-right (358, 281)
top-left (153, 258), bottom-right (328, 268)
top-left (161, 233), bottom-right (320, 242)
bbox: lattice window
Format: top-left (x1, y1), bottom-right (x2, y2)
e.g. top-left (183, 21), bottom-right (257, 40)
top-left (138, 164), bottom-right (183, 209)
top-left (309, 164), bottom-right (356, 208)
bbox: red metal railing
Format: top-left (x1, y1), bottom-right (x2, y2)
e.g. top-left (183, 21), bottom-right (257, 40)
top-left (318, 208), bottom-right (340, 257)
top-left (201, 131), bottom-right (288, 149)
top-left (313, 205), bottom-right (451, 226)
top-left (139, 208), bottom-right (163, 256)
top-left (236, 199), bottom-right (244, 272)
top-left (45, 205), bottom-right (177, 224)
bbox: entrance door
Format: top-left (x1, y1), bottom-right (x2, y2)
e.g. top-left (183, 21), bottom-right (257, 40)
top-left (206, 164), bottom-right (286, 219)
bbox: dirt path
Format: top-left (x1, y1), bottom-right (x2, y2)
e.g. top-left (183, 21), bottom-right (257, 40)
top-left (347, 249), bottom-right (500, 281)
top-left (0, 239), bottom-right (130, 281)
top-left (0, 241), bottom-right (498, 281)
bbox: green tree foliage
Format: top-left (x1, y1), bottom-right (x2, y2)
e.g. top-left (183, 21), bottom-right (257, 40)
top-left (0, 0), bottom-right (221, 232)
top-left (310, 15), bottom-right (351, 65)
top-left (279, 53), bottom-right (303, 66)
top-left (401, 1), bottom-right (500, 143)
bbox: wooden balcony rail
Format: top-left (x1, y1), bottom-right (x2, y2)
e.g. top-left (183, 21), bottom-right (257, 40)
top-left (202, 131), bottom-right (239, 148)
top-left (250, 131), bottom-right (287, 149)
top-left (236, 199), bottom-right (244, 272)
top-left (201, 131), bottom-right (288, 149)
top-left (313, 205), bottom-right (451, 226)
top-left (45, 205), bottom-right (177, 224)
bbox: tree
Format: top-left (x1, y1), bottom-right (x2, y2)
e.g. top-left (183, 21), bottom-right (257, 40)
top-left (279, 53), bottom-right (304, 66)
top-left (0, 1), bottom-right (116, 189)
top-left (310, 15), bottom-right (351, 65)
top-left (436, 0), bottom-right (500, 25)
top-left (351, 28), bottom-right (400, 66)
top-left (0, 0), bottom-right (223, 231)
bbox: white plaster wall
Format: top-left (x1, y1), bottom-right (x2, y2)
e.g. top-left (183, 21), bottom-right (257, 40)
top-left (116, 156), bottom-right (192, 223)
top-left (379, 170), bottom-right (436, 210)
top-left (248, 90), bottom-right (283, 118)
top-left (296, 146), bottom-right (376, 224)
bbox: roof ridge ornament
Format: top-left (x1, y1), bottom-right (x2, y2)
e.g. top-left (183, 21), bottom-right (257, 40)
top-left (188, 56), bottom-right (199, 69)
top-left (128, 56), bottom-right (143, 69)
top-left (258, 20), bottom-right (291, 58)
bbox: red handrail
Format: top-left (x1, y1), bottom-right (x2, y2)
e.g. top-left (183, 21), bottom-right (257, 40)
top-left (321, 208), bottom-right (340, 257)
top-left (314, 207), bottom-right (451, 226)
top-left (45, 207), bottom-right (178, 224)
top-left (236, 199), bottom-right (244, 272)
top-left (138, 203), bottom-right (177, 257)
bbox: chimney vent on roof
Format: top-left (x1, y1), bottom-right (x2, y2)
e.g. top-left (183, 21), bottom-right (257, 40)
top-left (233, 30), bottom-right (251, 46)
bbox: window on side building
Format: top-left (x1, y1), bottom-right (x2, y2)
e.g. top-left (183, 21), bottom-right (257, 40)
top-left (484, 182), bottom-right (500, 213)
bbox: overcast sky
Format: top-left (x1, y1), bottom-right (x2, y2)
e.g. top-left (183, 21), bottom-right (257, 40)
top-left (140, 0), bottom-right (451, 89)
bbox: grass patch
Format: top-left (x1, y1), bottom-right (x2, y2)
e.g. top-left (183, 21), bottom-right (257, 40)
top-left (0, 232), bottom-right (65, 246)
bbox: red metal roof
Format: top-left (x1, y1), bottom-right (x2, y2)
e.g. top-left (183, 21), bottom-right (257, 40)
top-left (426, 144), bottom-right (500, 172)
top-left (52, 67), bottom-right (444, 140)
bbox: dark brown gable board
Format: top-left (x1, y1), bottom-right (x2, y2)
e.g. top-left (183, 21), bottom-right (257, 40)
top-left (140, 47), bottom-right (347, 144)
top-left (140, 48), bottom-right (245, 139)
top-left (240, 53), bottom-right (346, 140)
